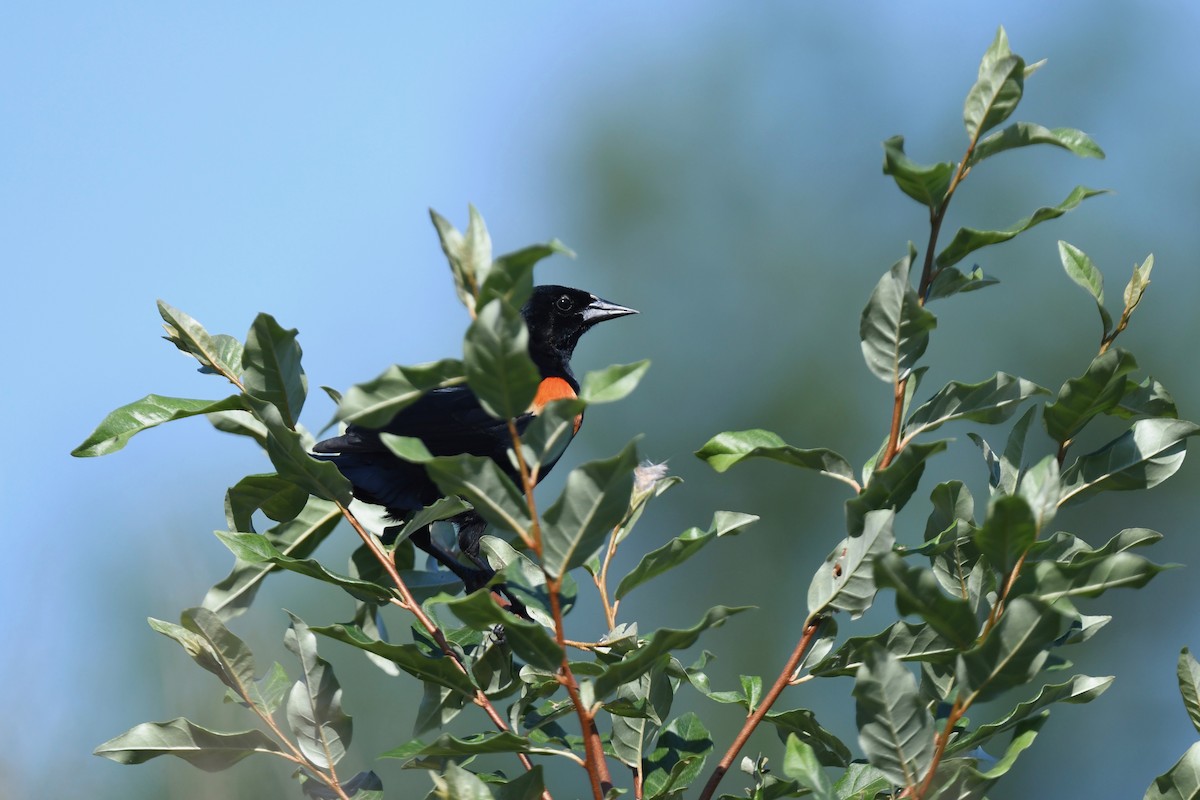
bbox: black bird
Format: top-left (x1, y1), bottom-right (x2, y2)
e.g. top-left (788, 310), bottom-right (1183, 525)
top-left (313, 285), bottom-right (637, 593)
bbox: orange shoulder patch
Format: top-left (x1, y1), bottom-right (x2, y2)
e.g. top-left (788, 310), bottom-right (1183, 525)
top-left (531, 377), bottom-right (583, 434)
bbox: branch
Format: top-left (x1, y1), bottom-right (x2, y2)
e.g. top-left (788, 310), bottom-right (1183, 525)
top-left (698, 616), bottom-right (826, 800)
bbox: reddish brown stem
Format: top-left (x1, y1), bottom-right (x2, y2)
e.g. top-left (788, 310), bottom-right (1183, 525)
top-left (697, 617), bottom-right (825, 800)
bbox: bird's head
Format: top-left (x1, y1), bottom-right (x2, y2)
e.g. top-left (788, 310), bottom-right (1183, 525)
top-left (521, 285), bottom-right (637, 376)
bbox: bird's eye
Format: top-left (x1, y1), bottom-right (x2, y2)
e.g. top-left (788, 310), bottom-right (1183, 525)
top-left (555, 294), bottom-right (574, 312)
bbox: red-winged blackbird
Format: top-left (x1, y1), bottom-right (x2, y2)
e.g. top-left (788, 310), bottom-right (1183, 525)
top-left (313, 285), bottom-right (637, 593)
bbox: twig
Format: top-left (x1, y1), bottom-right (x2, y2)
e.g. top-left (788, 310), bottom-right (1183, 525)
top-left (697, 617), bottom-right (825, 800)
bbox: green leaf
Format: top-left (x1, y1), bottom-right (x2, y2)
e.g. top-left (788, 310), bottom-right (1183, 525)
top-left (175, 607), bottom-right (268, 711)
top-left (1059, 418), bottom-right (1199, 505)
top-left (94, 718), bottom-right (283, 771)
top-left (905, 372), bottom-right (1047, 437)
top-left (580, 360), bottom-right (651, 404)
top-left (431, 206), bottom-right (492, 310)
top-left (1045, 348), bottom-right (1139, 444)
top-left (158, 300), bottom-right (243, 383)
top-left (781, 735), bottom-right (835, 800)
top-left (881, 136), bottom-right (955, 209)
top-left (223, 473), bottom-right (311, 532)
top-left (434, 762), bottom-right (496, 800)
top-left (1179, 648), bottom-right (1200, 736)
top-left (438, 590), bottom-right (564, 670)
top-left (859, 245), bottom-right (937, 383)
top-left (242, 395), bottom-right (352, 503)
top-left (972, 495), bottom-right (1037, 575)
top-left (477, 239), bottom-right (574, 312)
top-left (594, 606), bottom-right (750, 698)
top-left (642, 713), bottom-right (713, 800)
top-left (214, 530), bottom-right (391, 603)
top-left (956, 597), bottom-right (1063, 702)
top-left (227, 662), bottom-right (291, 716)
top-left (935, 186), bottom-right (1107, 270)
top-left (1019, 551), bottom-right (1170, 605)
top-left (517, 398), bottom-right (587, 476)
top-left (542, 441), bottom-right (638, 578)
top-left (72, 394), bottom-right (243, 457)
top-left (463, 298), bottom-right (541, 420)
top-left (762, 708), bottom-right (852, 768)
top-left (333, 359), bottom-right (466, 428)
top-left (204, 498), bottom-right (343, 620)
top-left (310, 622), bottom-right (477, 697)
top-left (963, 27), bottom-right (1024, 141)
top-left (853, 646), bottom-right (935, 788)
top-left (808, 509), bottom-right (895, 618)
top-left (926, 265), bottom-right (999, 302)
top-left (382, 731), bottom-right (533, 760)
top-left (970, 122), bottom-right (1104, 165)
top-left (616, 511), bottom-right (758, 600)
top-left (846, 440), bottom-right (949, 535)
top-left (1123, 253), bottom-right (1155, 318)
top-left (415, 451), bottom-right (531, 540)
top-left (1144, 741), bottom-right (1200, 800)
top-left (810, 621), bottom-right (956, 678)
top-left (243, 313), bottom-right (307, 428)
top-left (948, 674), bottom-right (1112, 754)
top-left (694, 429), bottom-right (857, 489)
top-left (284, 612), bottom-right (352, 769)
top-left (1058, 240), bottom-right (1115, 338)
top-left (831, 762), bottom-right (893, 800)
top-left (1114, 376), bottom-right (1178, 420)
top-left (493, 766), bottom-right (547, 800)
top-left (874, 553), bottom-right (978, 648)
top-left (1017, 455), bottom-right (1060, 533)
top-left (208, 409), bottom-right (269, 447)
top-left (610, 662), bottom-right (672, 769)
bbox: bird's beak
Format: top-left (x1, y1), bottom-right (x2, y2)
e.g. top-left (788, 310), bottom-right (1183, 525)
top-left (582, 296), bottom-right (638, 326)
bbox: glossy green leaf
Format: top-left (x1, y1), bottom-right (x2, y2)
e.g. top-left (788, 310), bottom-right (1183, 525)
top-left (642, 713), bottom-right (713, 800)
top-left (1179, 648), bottom-right (1200, 736)
top-left (72, 394), bottom-right (243, 457)
top-left (1045, 349), bottom-right (1139, 444)
top-left (1059, 240), bottom-right (1115, 338)
top-left (956, 597), bottom-right (1062, 702)
top-left (881, 136), bottom-right (954, 209)
top-left (382, 731), bottom-right (532, 760)
top-left (1124, 253), bottom-right (1155, 317)
top-left (431, 206), bottom-right (492, 310)
top-left (517, 398), bottom-right (586, 476)
top-left (94, 718), bottom-right (283, 771)
top-left (694, 428), bottom-right (857, 489)
top-left (214, 530), bottom-right (390, 603)
top-left (310, 622), bottom-right (477, 697)
top-left (243, 313), bottom-right (307, 427)
top-left (477, 239), bottom-right (573, 311)
top-left (936, 186), bottom-right (1106, 270)
top-left (225, 661), bottom-right (290, 716)
top-left (594, 606), bottom-right (750, 698)
top-left (1059, 418), bottom-right (1199, 505)
top-left (905, 372), bottom-right (1046, 437)
top-left (242, 395), bottom-right (352, 503)
top-left (832, 762), bottom-right (892, 800)
top-left (1144, 742), bottom-right (1200, 800)
top-left (464, 297), bottom-right (540, 420)
top-left (781, 736), bottom-right (836, 800)
top-left (174, 607), bottom-right (268, 711)
top-left (948, 674), bottom-right (1112, 754)
top-left (439, 590), bottom-right (563, 670)
top-left (846, 440), bottom-right (948, 535)
top-left (333, 359), bottom-right (465, 428)
top-left (416, 451), bottom-right (531, 540)
top-left (926, 265), bottom-right (999, 301)
top-left (542, 440), bottom-right (638, 578)
top-left (204, 498), bottom-right (343, 620)
top-left (434, 762), bottom-right (496, 800)
top-left (580, 359), bottom-right (651, 404)
top-left (853, 646), bottom-right (935, 788)
top-left (1114, 376), bottom-right (1178, 420)
top-left (963, 27), bottom-right (1024, 141)
top-left (762, 708), bottom-right (852, 768)
top-left (616, 511), bottom-right (758, 600)
top-left (971, 122), bottom-right (1104, 165)
top-left (809, 509), bottom-right (895, 618)
top-left (223, 473), bottom-right (310, 532)
top-left (1020, 551), bottom-right (1170, 605)
top-left (874, 553), bottom-right (978, 648)
top-left (973, 494), bottom-right (1037, 575)
top-left (284, 612), bottom-right (351, 769)
top-left (158, 300), bottom-right (243, 383)
top-left (610, 662), bottom-right (672, 769)
top-left (860, 245), bottom-right (937, 383)
top-left (811, 621), bottom-right (956, 678)
top-left (207, 409), bottom-right (269, 447)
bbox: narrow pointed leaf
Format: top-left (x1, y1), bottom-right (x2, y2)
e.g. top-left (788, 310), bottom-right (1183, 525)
top-left (1058, 240), bottom-right (1114, 338)
top-left (1179, 649), bottom-right (1200, 736)
top-left (763, 709), bottom-right (853, 767)
top-left (963, 27), bottom-right (1024, 140)
top-left (811, 621), bottom-right (956, 678)
top-left (809, 509), bottom-right (895, 617)
top-left (464, 298), bottom-right (540, 420)
top-left (874, 553), bottom-right (978, 648)
top-left (847, 440), bottom-right (948, 534)
top-left (642, 713), bottom-right (713, 800)
top-left (430, 208), bottom-right (476, 310)
top-left (971, 123), bottom-right (1104, 165)
top-left (158, 300), bottom-right (243, 383)
top-left (416, 451), bottom-right (531, 540)
top-left (241, 395), bottom-right (352, 503)
top-left (1020, 551), bottom-right (1169, 604)
top-left (936, 186), bottom-right (1106, 270)
top-left (243, 313), bottom-right (307, 427)
top-left (439, 590), bottom-right (564, 670)
top-left (1144, 742), bottom-right (1200, 800)
top-left (310, 622), bottom-right (476, 697)
top-left (478, 240), bottom-right (573, 311)
top-left (695, 428), bottom-right (857, 488)
top-left (580, 360), bottom-right (651, 404)
top-left (617, 511), bottom-right (758, 600)
top-left (178, 607), bottom-right (267, 711)
top-left (905, 373), bottom-right (1046, 437)
top-left (860, 245), bottom-right (937, 382)
top-left (1114, 376), bottom-right (1178, 420)
top-left (972, 495), bottom-right (1036, 575)
top-left (1059, 418), bottom-right (1199, 505)
top-left (881, 136), bottom-right (954, 209)
top-left (948, 674), bottom-right (1113, 754)
top-left (214, 531), bottom-right (391, 603)
top-left (782, 736), bottom-right (836, 800)
top-left (853, 646), bottom-right (935, 788)
top-left (927, 265), bottom-right (1000, 301)
top-left (333, 359), bottom-right (465, 428)
top-left (382, 732), bottom-right (533, 760)
top-left (94, 718), bottom-right (283, 771)
top-left (1045, 349), bottom-right (1139, 444)
top-left (1124, 254), bottom-right (1155, 316)
top-left (72, 394), bottom-right (243, 457)
top-left (956, 597), bottom-right (1063, 701)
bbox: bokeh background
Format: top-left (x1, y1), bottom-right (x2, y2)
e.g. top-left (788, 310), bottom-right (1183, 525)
top-left (5, 3), bottom-right (1200, 798)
